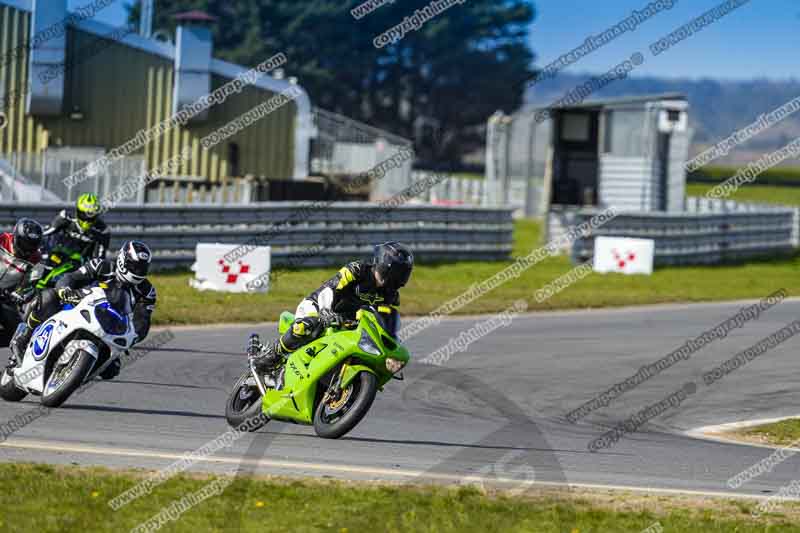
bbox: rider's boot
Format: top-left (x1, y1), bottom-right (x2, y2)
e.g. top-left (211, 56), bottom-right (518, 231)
top-left (8, 322), bottom-right (32, 368)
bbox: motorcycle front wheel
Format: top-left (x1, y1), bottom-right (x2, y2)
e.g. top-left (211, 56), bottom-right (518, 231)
top-left (313, 371), bottom-right (377, 439)
top-left (41, 349), bottom-right (95, 407)
top-left (225, 370), bottom-right (269, 431)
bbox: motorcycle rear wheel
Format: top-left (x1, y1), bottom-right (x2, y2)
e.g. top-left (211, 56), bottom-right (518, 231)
top-left (313, 371), bottom-right (377, 439)
top-left (225, 370), bottom-right (269, 431)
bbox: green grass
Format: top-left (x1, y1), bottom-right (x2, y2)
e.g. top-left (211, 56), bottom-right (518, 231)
top-left (149, 219), bottom-right (800, 326)
top-left (687, 182), bottom-right (800, 206)
top-left (689, 165), bottom-right (800, 186)
top-left (450, 172), bottom-right (485, 180)
top-left (739, 419), bottom-right (800, 447)
top-left (1, 463), bottom-right (799, 532)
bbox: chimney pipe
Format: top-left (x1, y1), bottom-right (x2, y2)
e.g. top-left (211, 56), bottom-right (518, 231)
top-left (172, 11), bottom-right (217, 123)
top-left (139, 0), bottom-right (154, 38)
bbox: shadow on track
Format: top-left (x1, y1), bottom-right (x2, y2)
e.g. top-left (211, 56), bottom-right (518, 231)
top-left (58, 404), bottom-right (226, 420)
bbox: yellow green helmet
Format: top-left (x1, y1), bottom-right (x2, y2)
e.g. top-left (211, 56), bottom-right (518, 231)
top-left (76, 193), bottom-right (100, 232)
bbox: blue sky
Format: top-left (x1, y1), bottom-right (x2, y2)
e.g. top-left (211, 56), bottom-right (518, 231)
top-left (530, 0), bottom-right (796, 81)
top-left (68, 0), bottom-right (129, 27)
top-left (70, 0), bottom-right (796, 81)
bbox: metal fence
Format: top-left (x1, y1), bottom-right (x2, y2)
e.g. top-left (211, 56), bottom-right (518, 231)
top-left (0, 151), bottom-right (262, 205)
top-left (311, 107), bottom-right (414, 199)
top-left (411, 171), bottom-right (488, 206)
top-left (547, 198), bottom-right (797, 266)
top-left (0, 202), bottom-right (514, 270)
top-left (485, 109), bottom-right (552, 215)
top-left (0, 150), bottom-right (147, 203)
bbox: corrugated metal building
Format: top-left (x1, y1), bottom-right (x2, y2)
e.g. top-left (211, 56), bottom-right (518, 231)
top-left (487, 93), bottom-right (691, 215)
top-left (0, 0), bottom-right (312, 182)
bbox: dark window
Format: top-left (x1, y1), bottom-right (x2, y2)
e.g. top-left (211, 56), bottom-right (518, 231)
top-left (667, 109), bottom-right (681, 122)
top-left (227, 143), bottom-right (241, 177)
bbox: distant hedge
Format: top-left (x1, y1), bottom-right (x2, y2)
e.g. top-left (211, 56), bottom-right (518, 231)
top-left (688, 166), bottom-right (800, 187)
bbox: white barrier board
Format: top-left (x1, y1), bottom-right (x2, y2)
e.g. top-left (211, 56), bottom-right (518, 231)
top-left (190, 243), bottom-right (270, 293)
top-left (593, 237), bottom-right (654, 275)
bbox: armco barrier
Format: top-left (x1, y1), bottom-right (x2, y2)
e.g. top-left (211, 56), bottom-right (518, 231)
top-left (0, 203), bottom-right (514, 269)
top-left (547, 199), bottom-right (796, 266)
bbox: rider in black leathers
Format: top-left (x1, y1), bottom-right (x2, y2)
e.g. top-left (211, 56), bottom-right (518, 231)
top-left (251, 242), bottom-right (413, 371)
top-left (9, 241), bottom-right (157, 376)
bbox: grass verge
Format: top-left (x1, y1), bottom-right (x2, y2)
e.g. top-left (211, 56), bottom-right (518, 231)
top-left (689, 165), bottom-right (800, 187)
top-left (1, 462), bottom-right (799, 532)
top-left (730, 419), bottom-right (800, 447)
top-left (149, 218), bottom-right (800, 326)
top-left (686, 183), bottom-right (800, 206)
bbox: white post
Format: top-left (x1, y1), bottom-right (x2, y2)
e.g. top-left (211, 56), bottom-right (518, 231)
top-left (67, 159), bottom-right (75, 202)
top-left (40, 152), bottom-right (46, 202)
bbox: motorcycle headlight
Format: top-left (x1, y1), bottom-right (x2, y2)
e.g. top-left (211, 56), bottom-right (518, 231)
top-left (385, 358), bottom-right (405, 374)
top-left (358, 329), bottom-right (381, 356)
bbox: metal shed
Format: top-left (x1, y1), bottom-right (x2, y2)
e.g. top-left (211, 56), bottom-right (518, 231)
top-left (486, 93), bottom-right (691, 215)
top-left (0, 0), bottom-right (311, 183)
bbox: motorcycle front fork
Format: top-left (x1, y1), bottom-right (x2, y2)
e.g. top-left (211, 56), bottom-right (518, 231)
top-left (248, 359), bottom-right (285, 392)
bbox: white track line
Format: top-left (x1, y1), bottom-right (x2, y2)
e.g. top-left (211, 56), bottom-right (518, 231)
top-left (152, 297), bottom-right (800, 333)
top-left (0, 438), bottom-right (792, 502)
top-left (686, 415), bottom-right (800, 451)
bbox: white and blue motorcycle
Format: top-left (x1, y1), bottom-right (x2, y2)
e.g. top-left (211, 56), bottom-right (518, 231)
top-left (0, 285), bottom-right (137, 407)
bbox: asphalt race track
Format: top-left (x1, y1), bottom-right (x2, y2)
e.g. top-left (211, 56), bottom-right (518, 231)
top-left (2, 298), bottom-right (800, 500)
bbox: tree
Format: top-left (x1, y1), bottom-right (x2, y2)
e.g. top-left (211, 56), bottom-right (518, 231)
top-left (130, 0), bottom-right (536, 168)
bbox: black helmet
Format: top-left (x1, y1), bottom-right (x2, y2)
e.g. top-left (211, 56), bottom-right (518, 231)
top-left (373, 241), bottom-right (413, 290)
top-left (115, 241), bottom-right (152, 285)
top-left (12, 218), bottom-right (43, 257)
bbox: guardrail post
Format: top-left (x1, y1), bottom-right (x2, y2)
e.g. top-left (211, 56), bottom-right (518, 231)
top-left (794, 208), bottom-right (800, 248)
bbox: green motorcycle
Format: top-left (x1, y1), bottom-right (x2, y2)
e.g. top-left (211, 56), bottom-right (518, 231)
top-left (225, 306), bottom-right (410, 439)
top-left (35, 251), bottom-right (83, 290)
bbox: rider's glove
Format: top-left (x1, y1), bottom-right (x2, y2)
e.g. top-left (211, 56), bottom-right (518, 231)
top-left (57, 287), bottom-right (82, 304)
top-left (318, 309), bottom-right (343, 329)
